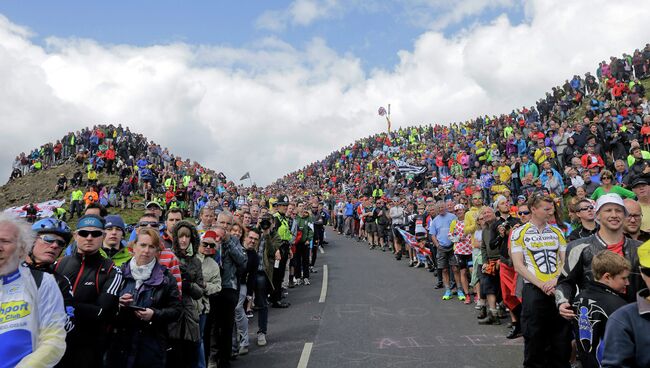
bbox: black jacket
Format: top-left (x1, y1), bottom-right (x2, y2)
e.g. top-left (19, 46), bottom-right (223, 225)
top-left (556, 234), bottom-right (641, 306)
top-left (572, 281), bottom-right (627, 368)
top-left (567, 224), bottom-right (599, 242)
top-left (169, 221), bottom-right (204, 343)
top-left (106, 262), bottom-right (182, 368)
top-left (55, 250), bottom-right (122, 368)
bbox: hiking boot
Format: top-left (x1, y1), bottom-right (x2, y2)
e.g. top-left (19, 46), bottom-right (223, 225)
top-left (478, 311), bottom-right (501, 325)
top-left (257, 333), bottom-right (267, 346)
top-left (506, 323), bottom-right (522, 339)
top-left (476, 305), bottom-right (487, 319)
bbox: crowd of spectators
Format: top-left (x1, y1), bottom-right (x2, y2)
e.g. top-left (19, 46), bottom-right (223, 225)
top-left (4, 44), bottom-right (650, 368)
top-left (267, 45), bottom-right (650, 367)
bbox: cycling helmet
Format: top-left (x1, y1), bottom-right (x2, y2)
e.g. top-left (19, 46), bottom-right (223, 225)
top-left (32, 217), bottom-right (73, 244)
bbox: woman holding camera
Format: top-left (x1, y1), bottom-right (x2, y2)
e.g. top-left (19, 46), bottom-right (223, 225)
top-left (106, 228), bottom-right (182, 368)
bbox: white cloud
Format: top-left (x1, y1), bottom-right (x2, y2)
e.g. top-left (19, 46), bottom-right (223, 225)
top-left (256, 0), bottom-right (342, 31)
top-left (1, 0), bottom-right (649, 186)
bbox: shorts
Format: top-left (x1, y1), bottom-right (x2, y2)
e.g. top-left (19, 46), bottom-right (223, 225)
top-left (377, 224), bottom-right (391, 239)
top-left (455, 254), bottom-right (472, 269)
top-left (480, 266), bottom-right (500, 296)
top-left (365, 222), bottom-right (378, 233)
top-left (436, 247), bottom-right (458, 269)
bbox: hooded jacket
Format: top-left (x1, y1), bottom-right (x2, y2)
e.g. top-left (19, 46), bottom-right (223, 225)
top-left (168, 221), bottom-right (204, 342)
top-left (219, 235), bottom-right (247, 290)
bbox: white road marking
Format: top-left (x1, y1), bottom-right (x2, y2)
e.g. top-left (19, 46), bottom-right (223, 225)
top-left (297, 342), bottom-right (314, 368)
top-left (319, 265), bottom-right (328, 303)
top-left (319, 246), bottom-right (325, 254)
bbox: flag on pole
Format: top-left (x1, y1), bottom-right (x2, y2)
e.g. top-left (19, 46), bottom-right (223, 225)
top-left (393, 159), bottom-right (427, 175)
top-left (239, 172), bottom-right (250, 181)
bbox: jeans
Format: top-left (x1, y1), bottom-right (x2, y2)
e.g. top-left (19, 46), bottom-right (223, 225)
top-left (255, 272), bottom-right (269, 334)
top-left (232, 284), bottom-right (249, 352)
top-left (209, 288), bottom-right (238, 365)
top-left (196, 313), bottom-right (208, 368)
top-left (294, 242), bottom-right (310, 279)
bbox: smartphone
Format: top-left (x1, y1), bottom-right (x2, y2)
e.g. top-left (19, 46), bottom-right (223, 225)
top-left (123, 304), bottom-right (147, 312)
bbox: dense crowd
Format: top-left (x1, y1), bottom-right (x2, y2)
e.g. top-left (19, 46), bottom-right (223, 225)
top-left (3, 45), bottom-right (650, 368)
top-left (268, 45), bottom-right (650, 368)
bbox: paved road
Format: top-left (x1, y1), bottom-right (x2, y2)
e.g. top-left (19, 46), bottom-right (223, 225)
top-left (238, 228), bottom-right (524, 368)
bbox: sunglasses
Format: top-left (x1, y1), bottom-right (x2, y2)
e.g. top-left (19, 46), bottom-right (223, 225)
top-left (201, 242), bottom-right (216, 248)
top-left (518, 211), bottom-right (531, 216)
top-left (577, 205), bottom-right (595, 212)
top-left (39, 235), bottom-right (67, 247)
top-left (138, 222), bottom-right (159, 227)
top-left (601, 176), bottom-right (612, 180)
top-left (77, 230), bottom-right (104, 238)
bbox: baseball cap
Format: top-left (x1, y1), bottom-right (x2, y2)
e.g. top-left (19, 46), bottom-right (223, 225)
top-left (638, 241), bottom-right (650, 268)
top-left (454, 204), bottom-right (465, 211)
top-left (77, 214), bottom-right (105, 230)
top-left (146, 201), bottom-right (163, 209)
top-left (517, 195), bottom-right (527, 201)
top-left (104, 215), bottom-right (125, 232)
top-left (594, 193), bottom-right (628, 216)
top-left (631, 175), bottom-right (650, 188)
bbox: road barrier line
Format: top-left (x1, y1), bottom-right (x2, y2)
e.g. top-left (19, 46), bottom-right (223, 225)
top-left (319, 265), bottom-right (328, 303)
top-left (297, 342), bottom-right (314, 368)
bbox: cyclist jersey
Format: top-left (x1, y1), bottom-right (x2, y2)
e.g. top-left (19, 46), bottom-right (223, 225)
top-left (510, 222), bottom-right (566, 283)
top-left (0, 266), bottom-right (67, 368)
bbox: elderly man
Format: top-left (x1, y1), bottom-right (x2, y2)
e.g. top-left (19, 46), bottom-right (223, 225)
top-left (0, 214), bottom-right (67, 367)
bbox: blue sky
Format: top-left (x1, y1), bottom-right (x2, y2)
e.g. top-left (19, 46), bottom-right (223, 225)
top-left (0, 1), bottom-right (525, 71)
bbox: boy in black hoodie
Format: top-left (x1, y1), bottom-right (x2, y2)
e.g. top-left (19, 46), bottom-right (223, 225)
top-left (572, 250), bottom-right (629, 368)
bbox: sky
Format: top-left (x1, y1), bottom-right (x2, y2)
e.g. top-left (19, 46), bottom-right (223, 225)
top-left (0, 1), bottom-right (649, 185)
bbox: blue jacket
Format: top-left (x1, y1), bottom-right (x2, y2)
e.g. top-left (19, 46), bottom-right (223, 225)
top-left (601, 289), bottom-right (650, 368)
top-left (344, 203), bottom-right (354, 217)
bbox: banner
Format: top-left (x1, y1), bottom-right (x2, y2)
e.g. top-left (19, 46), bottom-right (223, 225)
top-left (394, 159), bottom-right (427, 175)
top-left (4, 199), bottom-right (66, 219)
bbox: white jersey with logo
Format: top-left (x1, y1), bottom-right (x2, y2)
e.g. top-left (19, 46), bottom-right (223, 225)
top-left (0, 265), bottom-right (67, 368)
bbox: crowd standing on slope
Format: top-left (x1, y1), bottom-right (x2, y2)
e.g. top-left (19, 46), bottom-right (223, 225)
top-left (273, 45), bottom-right (650, 368)
top-left (4, 46), bottom-right (650, 368)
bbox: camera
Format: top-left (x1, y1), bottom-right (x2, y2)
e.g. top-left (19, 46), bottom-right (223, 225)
top-left (260, 217), bottom-right (272, 230)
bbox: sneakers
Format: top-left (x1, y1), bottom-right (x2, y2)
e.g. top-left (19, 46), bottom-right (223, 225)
top-left (442, 289), bottom-right (452, 300)
top-left (434, 282), bottom-right (444, 289)
top-left (288, 278), bottom-right (295, 288)
top-left (478, 310), bottom-right (501, 325)
top-left (239, 346), bottom-right (249, 355)
top-left (310, 266), bottom-right (318, 273)
top-left (303, 278), bottom-right (310, 285)
top-left (457, 291), bottom-right (466, 301)
top-left (464, 296), bottom-right (471, 305)
top-left (295, 278), bottom-right (303, 286)
top-left (257, 333), bottom-right (267, 346)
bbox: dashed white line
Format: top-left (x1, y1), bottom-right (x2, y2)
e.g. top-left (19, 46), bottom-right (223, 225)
top-left (297, 342), bottom-right (314, 368)
top-left (319, 264), bottom-right (328, 303)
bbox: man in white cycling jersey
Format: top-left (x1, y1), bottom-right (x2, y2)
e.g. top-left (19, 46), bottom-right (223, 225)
top-left (0, 213), bottom-right (67, 367)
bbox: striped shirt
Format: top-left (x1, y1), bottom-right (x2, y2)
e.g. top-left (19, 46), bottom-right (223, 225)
top-left (159, 249), bottom-right (182, 295)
